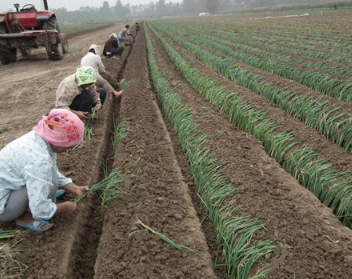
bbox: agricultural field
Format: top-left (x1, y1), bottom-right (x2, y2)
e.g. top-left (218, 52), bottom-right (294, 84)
top-left (60, 20), bottom-right (118, 36)
top-left (2, 10), bottom-right (352, 279)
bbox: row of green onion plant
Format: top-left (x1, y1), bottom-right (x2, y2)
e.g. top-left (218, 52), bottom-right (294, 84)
top-left (209, 20), bottom-right (352, 51)
top-left (165, 22), bottom-right (352, 79)
top-left (146, 25), bottom-right (275, 278)
top-left (181, 20), bottom-right (352, 67)
top-left (152, 22), bottom-right (352, 154)
top-left (160, 22), bottom-right (352, 103)
top-left (149, 23), bottom-right (352, 228)
top-left (176, 22), bottom-right (352, 73)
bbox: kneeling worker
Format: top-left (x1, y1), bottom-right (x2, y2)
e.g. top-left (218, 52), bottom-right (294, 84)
top-left (103, 33), bottom-right (124, 58)
top-left (56, 66), bottom-right (122, 120)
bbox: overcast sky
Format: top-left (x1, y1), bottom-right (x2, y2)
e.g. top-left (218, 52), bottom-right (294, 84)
top-left (0, 0), bottom-right (181, 12)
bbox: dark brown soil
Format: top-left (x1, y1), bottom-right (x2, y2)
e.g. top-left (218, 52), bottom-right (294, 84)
top-left (149, 26), bottom-right (352, 279)
top-left (93, 26), bottom-right (216, 279)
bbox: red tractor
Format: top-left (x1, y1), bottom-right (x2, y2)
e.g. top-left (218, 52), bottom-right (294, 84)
top-left (0, 0), bottom-right (68, 64)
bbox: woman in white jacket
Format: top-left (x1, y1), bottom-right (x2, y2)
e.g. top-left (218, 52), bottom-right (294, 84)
top-left (0, 109), bottom-right (89, 232)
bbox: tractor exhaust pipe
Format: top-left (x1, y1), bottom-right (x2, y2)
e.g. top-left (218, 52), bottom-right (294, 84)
top-left (43, 0), bottom-right (49, 10)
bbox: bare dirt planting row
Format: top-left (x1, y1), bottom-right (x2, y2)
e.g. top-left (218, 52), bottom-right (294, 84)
top-left (148, 25), bottom-right (352, 278)
top-left (93, 26), bottom-right (215, 279)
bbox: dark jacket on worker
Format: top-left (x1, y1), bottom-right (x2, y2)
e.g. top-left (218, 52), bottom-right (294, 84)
top-left (103, 36), bottom-right (119, 56)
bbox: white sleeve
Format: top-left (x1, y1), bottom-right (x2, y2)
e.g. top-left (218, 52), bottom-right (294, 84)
top-left (56, 169), bottom-right (72, 187)
top-left (24, 160), bottom-right (57, 220)
top-left (97, 56), bottom-right (106, 74)
top-left (55, 79), bottom-right (71, 109)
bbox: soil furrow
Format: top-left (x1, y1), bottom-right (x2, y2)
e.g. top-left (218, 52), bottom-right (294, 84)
top-left (69, 46), bottom-right (131, 279)
top-left (149, 26), bottom-right (352, 279)
top-left (93, 26), bottom-right (215, 279)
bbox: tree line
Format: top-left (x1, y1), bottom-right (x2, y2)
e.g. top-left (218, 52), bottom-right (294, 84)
top-left (52, 0), bottom-right (349, 22)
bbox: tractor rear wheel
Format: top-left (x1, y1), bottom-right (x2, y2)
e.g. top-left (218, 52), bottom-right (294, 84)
top-left (1, 47), bottom-right (17, 65)
top-left (43, 16), bottom-right (65, 60)
top-left (0, 23), bottom-right (17, 64)
top-left (60, 33), bottom-right (69, 54)
top-left (47, 43), bottom-right (63, 61)
top-left (42, 16), bottom-right (58, 31)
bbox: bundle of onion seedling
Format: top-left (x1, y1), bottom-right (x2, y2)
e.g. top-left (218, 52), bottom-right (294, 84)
top-left (75, 169), bottom-right (125, 204)
top-left (84, 108), bottom-right (97, 140)
top-left (119, 80), bottom-right (130, 91)
top-left (0, 230), bottom-right (17, 240)
top-left (135, 219), bottom-right (200, 256)
top-left (100, 170), bottom-right (125, 218)
top-left (112, 121), bottom-right (128, 152)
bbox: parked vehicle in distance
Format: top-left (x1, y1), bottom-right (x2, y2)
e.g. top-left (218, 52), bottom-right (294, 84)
top-left (0, 0), bottom-right (68, 64)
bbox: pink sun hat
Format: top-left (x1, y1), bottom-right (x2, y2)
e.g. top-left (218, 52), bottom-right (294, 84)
top-left (33, 109), bottom-right (84, 148)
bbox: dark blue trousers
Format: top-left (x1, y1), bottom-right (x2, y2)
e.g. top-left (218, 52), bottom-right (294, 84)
top-left (69, 89), bottom-right (106, 113)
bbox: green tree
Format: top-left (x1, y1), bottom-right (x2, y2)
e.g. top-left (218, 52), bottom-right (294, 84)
top-left (115, 0), bottom-right (123, 16)
top-left (206, 0), bottom-right (219, 13)
top-left (101, 1), bottom-right (110, 16)
top-left (156, 0), bottom-right (166, 16)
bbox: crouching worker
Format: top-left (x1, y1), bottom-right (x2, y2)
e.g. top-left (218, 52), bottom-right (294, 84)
top-left (81, 44), bottom-right (124, 92)
top-left (135, 22), bottom-right (140, 33)
top-left (125, 25), bottom-right (134, 43)
top-left (0, 109), bottom-right (89, 232)
top-left (103, 33), bottom-right (124, 58)
top-left (118, 28), bottom-right (130, 46)
top-left (56, 66), bottom-right (122, 121)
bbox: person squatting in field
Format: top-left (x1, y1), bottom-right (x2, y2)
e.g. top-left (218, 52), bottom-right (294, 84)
top-left (135, 22), bottom-right (140, 33)
top-left (125, 25), bottom-right (134, 43)
top-left (0, 109), bottom-right (89, 232)
top-left (103, 33), bottom-right (124, 58)
top-left (55, 66), bottom-right (122, 120)
top-left (117, 28), bottom-right (130, 46)
top-left (81, 44), bottom-right (124, 93)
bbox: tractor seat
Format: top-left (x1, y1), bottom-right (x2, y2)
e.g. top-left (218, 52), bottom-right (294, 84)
top-left (20, 5), bottom-right (37, 12)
